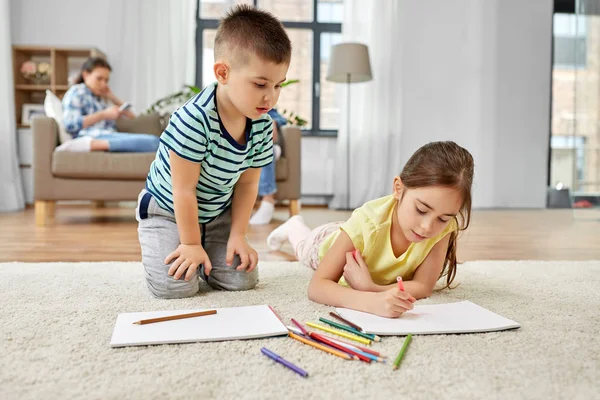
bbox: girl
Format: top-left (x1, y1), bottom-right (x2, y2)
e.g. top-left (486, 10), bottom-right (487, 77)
top-left (266, 141), bottom-right (474, 318)
top-left (57, 57), bottom-right (160, 153)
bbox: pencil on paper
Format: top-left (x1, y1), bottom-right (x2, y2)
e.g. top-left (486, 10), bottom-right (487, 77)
top-left (329, 311), bottom-right (364, 332)
top-left (132, 309), bottom-right (217, 325)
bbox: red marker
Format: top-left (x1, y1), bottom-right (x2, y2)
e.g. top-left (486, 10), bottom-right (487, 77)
top-left (396, 276), bottom-right (405, 292)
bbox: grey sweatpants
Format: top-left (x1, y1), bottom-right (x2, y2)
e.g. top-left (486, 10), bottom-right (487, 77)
top-left (136, 189), bottom-right (258, 299)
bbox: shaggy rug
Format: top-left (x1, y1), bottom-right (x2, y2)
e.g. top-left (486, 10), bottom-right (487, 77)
top-left (1, 261), bottom-right (598, 400)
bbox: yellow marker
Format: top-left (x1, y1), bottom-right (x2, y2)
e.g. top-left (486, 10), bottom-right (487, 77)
top-left (306, 322), bottom-right (372, 345)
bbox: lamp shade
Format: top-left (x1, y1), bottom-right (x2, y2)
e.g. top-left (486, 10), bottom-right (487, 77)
top-left (326, 43), bottom-right (372, 83)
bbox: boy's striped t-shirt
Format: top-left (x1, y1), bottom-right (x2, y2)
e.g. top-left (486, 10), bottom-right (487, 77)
top-left (146, 82), bottom-right (274, 223)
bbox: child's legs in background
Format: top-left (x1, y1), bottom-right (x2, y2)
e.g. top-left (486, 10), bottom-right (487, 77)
top-left (96, 132), bottom-right (160, 153)
top-left (199, 207), bottom-right (258, 291)
top-left (250, 161), bottom-right (277, 225)
top-left (136, 189), bottom-right (200, 298)
top-left (258, 160), bottom-right (277, 197)
top-left (294, 221), bottom-right (344, 270)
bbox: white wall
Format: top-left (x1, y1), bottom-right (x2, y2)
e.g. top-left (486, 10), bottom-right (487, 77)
top-left (10, 0), bottom-right (128, 100)
top-left (399, 0), bottom-right (552, 208)
top-left (9, 0), bottom-right (553, 208)
top-left (302, 0), bottom-right (553, 208)
top-left (10, 0), bottom-right (113, 49)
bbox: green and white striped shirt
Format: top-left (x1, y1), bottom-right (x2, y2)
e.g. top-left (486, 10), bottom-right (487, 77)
top-left (146, 82), bottom-right (274, 223)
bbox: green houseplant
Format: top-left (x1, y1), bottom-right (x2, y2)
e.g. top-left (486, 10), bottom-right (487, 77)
top-left (145, 80), bottom-right (307, 127)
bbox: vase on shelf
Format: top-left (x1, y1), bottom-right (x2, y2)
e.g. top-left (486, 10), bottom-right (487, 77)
top-left (20, 60), bottom-right (51, 85)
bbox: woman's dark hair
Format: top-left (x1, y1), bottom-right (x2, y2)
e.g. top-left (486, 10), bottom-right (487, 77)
top-left (74, 57), bottom-right (112, 84)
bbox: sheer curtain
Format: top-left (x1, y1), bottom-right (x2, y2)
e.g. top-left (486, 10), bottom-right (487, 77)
top-left (329, 0), bottom-right (403, 209)
top-left (0, 0), bottom-right (25, 212)
top-left (106, 0), bottom-right (197, 112)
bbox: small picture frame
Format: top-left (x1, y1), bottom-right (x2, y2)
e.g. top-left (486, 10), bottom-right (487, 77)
top-left (22, 103), bottom-right (46, 125)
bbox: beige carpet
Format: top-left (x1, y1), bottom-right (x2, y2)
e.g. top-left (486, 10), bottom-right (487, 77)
top-left (1, 260), bottom-right (599, 400)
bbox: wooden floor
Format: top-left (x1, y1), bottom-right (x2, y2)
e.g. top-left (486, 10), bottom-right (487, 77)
top-left (1, 203), bottom-right (599, 262)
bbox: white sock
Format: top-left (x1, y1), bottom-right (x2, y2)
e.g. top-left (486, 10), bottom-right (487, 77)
top-left (55, 136), bottom-right (92, 152)
top-left (266, 215), bottom-right (305, 250)
top-left (274, 144), bottom-right (282, 161)
top-left (249, 201), bottom-right (275, 225)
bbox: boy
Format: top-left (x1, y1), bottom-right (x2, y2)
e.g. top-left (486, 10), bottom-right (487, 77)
top-left (136, 5), bottom-right (292, 298)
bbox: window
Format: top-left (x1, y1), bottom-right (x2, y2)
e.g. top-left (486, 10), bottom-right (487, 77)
top-left (550, 6), bottom-right (600, 197)
top-left (553, 14), bottom-right (587, 68)
top-left (196, 0), bottom-right (343, 135)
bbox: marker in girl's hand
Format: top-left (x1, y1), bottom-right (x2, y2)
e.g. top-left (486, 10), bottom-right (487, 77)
top-left (396, 276), bottom-right (405, 291)
top-left (397, 276), bottom-right (416, 304)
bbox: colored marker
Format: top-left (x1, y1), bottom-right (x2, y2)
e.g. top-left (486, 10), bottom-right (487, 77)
top-left (306, 321), bottom-right (372, 345)
top-left (397, 276), bottom-right (405, 291)
top-left (261, 347), bottom-right (309, 377)
top-left (319, 317), bottom-right (380, 342)
top-left (393, 334), bottom-right (412, 370)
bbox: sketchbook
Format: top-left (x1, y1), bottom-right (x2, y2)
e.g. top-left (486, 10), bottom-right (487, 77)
top-left (336, 301), bottom-right (520, 336)
top-left (110, 304), bottom-right (289, 347)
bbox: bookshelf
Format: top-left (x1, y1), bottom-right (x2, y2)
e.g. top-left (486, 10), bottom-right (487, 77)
top-left (12, 46), bottom-right (105, 128)
top-left (12, 46), bottom-right (105, 204)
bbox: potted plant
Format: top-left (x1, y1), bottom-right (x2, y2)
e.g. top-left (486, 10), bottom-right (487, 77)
top-left (145, 80), bottom-right (307, 127)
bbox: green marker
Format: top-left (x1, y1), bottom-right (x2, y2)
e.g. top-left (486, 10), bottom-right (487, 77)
top-left (318, 317), bottom-right (379, 341)
top-left (393, 334), bottom-right (412, 370)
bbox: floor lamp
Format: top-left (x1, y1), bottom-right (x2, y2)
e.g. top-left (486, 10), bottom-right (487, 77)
top-left (326, 43), bottom-right (372, 210)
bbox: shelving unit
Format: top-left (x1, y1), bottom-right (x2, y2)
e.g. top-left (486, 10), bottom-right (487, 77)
top-left (12, 45), bottom-right (105, 127)
top-left (12, 45), bottom-right (105, 203)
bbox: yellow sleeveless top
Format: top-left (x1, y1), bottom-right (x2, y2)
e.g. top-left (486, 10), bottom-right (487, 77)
top-left (318, 195), bottom-right (457, 286)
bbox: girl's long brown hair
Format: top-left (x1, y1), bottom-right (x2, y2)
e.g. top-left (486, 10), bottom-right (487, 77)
top-left (400, 141), bottom-right (474, 288)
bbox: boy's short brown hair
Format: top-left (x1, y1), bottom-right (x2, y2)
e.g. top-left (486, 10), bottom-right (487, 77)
top-left (214, 5), bottom-right (292, 66)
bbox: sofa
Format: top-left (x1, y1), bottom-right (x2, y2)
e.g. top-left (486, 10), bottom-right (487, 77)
top-left (32, 114), bottom-right (301, 226)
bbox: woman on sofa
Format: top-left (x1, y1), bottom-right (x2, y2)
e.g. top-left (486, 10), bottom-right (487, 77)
top-left (56, 57), bottom-right (160, 153)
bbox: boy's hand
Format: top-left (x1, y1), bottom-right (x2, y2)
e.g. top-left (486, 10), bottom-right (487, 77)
top-left (343, 250), bottom-right (376, 292)
top-left (226, 234), bottom-right (258, 273)
top-left (166, 244), bottom-right (213, 280)
top-left (368, 287), bottom-right (416, 318)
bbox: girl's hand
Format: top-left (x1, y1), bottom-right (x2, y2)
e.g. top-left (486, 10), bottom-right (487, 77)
top-left (368, 287), bottom-right (416, 318)
top-left (343, 250), bottom-right (376, 292)
top-left (102, 105), bottom-right (122, 121)
top-left (166, 244), bottom-right (213, 280)
top-left (226, 234), bottom-right (258, 273)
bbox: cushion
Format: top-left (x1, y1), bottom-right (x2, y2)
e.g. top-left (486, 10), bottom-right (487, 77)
top-left (52, 152), bottom-right (288, 182)
top-left (52, 152), bottom-right (155, 180)
top-left (275, 157), bottom-right (288, 181)
top-left (115, 113), bottom-right (164, 136)
top-left (44, 90), bottom-right (72, 144)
